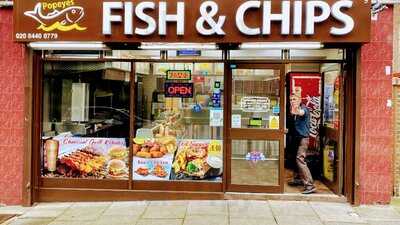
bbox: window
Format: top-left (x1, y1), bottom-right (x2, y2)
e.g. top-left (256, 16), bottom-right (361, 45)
top-left (133, 62), bottom-right (224, 182)
top-left (41, 61), bottom-right (131, 180)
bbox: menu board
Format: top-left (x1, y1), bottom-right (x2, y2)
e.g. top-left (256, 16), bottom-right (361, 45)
top-left (43, 137), bottom-right (128, 179)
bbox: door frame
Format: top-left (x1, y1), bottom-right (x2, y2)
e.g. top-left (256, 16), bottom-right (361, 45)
top-left (225, 63), bottom-right (286, 193)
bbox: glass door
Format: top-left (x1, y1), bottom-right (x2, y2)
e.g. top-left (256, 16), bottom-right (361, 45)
top-left (320, 63), bottom-right (344, 194)
top-left (226, 63), bottom-right (285, 193)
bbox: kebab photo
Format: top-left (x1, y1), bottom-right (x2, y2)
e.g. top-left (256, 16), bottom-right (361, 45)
top-left (56, 147), bottom-right (107, 178)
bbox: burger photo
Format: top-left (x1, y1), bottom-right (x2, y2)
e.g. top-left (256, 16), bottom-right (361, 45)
top-left (108, 146), bottom-right (128, 160)
top-left (107, 159), bottom-right (128, 178)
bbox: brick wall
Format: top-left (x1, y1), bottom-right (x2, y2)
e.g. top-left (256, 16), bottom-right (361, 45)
top-left (358, 7), bottom-right (394, 204)
top-left (0, 8), bottom-right (26, 205)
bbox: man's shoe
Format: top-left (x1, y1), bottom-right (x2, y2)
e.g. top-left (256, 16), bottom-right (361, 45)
top-left (302, 186), bottom-right (317, 194)
top-left (288, 179), bottom-right (303, 186)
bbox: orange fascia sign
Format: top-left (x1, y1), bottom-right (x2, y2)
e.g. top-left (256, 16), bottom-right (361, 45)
top-left (14, 0), bottom-right (371, 43)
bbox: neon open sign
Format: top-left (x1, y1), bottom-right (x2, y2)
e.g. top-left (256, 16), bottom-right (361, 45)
top-left (164, 83), bottom-right (194, 98)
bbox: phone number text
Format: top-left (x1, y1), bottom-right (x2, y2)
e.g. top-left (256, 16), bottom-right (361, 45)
top-left (15, 33), bottom-right (58, 40)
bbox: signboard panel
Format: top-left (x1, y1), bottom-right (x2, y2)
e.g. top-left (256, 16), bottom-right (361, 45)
top-left (14, 0), bottom-right (371, 43)
top-left (166, 70), bottom-right (191, 80)
top-left (164, 82), bottom-right (194, 98)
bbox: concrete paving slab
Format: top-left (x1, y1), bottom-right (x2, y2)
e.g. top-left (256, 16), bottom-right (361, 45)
top-left (19, 207), bottom-right (67, 219)
top-left (53, 204), bottom-right (108, 221)
top-left (269, 200), bottom-right (316, 216)
top-left (187, 201), bottom-right (228, 216)
top-left (93, 215), bottom-right (139, 225)
top-left (324, 223), bottom-right (367, 225)
top-left (367, 221), bottom-right (400, 225)
top-left (354, 205), bottom-right (400, 221)
top-left (7, 218), bottom-right (53, 225)
top-left (310, 202), bottom-right (365, 223)
top-left (34, 203), bottom-right (72, 209)
top-left (229, 200), bottom-right (274, 218)
top-left (275, 215), bottom-right (323, 225)
top-left (148, 200), bottom-right (188, 206)
top-left (183, 215), bottom-right (228, 225)
top-left (71, 202), bottom-right (112, 207)
top-left (230, 217), bottom-right (278, 225)
top-left (47, 221), bottom-right (93, 225)
top-left (142, 205), bottom-right (187, 219)
top-left (136, 218), bottom-right (183, 225)
top-left (0, 206), bottom-right (31, 215)
top-left (102, 201), bottom-right (147, 216)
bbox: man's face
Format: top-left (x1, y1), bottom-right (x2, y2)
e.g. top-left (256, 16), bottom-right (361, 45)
top-left (290, 96), bottom-right (300, 107)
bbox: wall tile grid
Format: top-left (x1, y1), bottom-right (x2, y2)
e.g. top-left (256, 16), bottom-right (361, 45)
top-left (393, 5), bottom-right (400, 197)
top-left (359, 8), bottom-right (394, 204)
top-left (0, 9), bottom-right (26, 205)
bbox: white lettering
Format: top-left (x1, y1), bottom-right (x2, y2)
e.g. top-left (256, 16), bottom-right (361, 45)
top-left (103, 2), bottom-right (123, 35)
top-left (330, 0), bottom-right (354, 35)
top-left (124, 2), bottom-right (133, 35)
top-left (306, 1), bottom-right (331, 35)
top-left (293, 1), bottom-right (302, 35)
top-left (236, 1), bottom-right (261, 35)
top-left (196, 1), bottom-right (226, 35)
top-left (101, 0), bottom-right (356, 37)
top-left (135, 2), bottom-right (157, 35)
top-left (262, 0), bottom-right (290, 35)
top-left (158, 1), bottom-right (185, 35)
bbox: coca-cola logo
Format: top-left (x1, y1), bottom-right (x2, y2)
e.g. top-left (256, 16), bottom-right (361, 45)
top-left (305, 96), bottom-right (321, 139)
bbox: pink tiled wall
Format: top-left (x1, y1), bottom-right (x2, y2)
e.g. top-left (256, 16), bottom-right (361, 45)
top-left (358, 8), bottom-right (394, 204)
top-left (0, 8), bottom-right (25, 205)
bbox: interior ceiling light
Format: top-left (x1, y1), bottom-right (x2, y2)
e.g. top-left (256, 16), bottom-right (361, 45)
top-left (139, 42), bottom-right (217, 50)
top-left (240, 42), bottom-right (323, 50)
top-left (28, 42), bottom-right (109, 50)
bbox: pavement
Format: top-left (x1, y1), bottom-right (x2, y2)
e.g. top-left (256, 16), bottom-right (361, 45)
top-left (1, 200), bottom-right (400, 225)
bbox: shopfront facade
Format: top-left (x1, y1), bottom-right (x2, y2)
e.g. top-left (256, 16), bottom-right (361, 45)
top-left (0, 0), bottom-right (395, 205)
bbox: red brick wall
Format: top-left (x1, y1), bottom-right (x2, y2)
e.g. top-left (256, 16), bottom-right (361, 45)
top-left (358, 7), bottom-right (394, 204)
top-left (0, 8), bottom-right (25, 205)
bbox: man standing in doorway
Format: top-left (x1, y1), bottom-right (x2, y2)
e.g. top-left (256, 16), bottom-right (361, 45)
top-left (287, 94), bottom-right (316, 194)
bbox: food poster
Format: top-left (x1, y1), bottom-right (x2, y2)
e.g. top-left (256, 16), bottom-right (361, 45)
top-left (132, 136), bottom-right (177, 180)
top-left (133, 154), bottom-right (174, 181)
top-left (289, 73), bottom-right (322, 152)
top-left (43, 137), bottom-right (128, 179)
top-left (171, 139), bottom-right (223, 181)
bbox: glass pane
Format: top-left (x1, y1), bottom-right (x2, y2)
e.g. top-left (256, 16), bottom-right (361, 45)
top-left (133, 63), bottom-right (224, 182)
top-left (231, 68), bottom-right (280, 129)
top-left (231, 140), bottom-right (279, 186)
top-left (41, 61), bottom-right (131, 180)
top-left (321, 139), bottom-right (339, 184)
top-left (322, 64), bottom-right (341, 129)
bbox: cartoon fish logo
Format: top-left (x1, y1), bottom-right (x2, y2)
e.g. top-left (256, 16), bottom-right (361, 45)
top-left (24, 3), bottom-right (86, 32)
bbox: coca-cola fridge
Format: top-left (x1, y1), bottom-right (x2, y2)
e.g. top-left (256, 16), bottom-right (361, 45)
top-left (288, 72), bottom-right (322, 153)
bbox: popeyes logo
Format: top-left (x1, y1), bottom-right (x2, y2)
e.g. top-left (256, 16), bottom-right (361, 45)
top-left (24, 1), bottom-right (86, 32)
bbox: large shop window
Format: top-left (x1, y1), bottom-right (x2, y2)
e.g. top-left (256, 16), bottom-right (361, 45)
top-left (133, 63), bottom-right (224, 182)
top-left (41, 61), bottom-right (131, 179)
